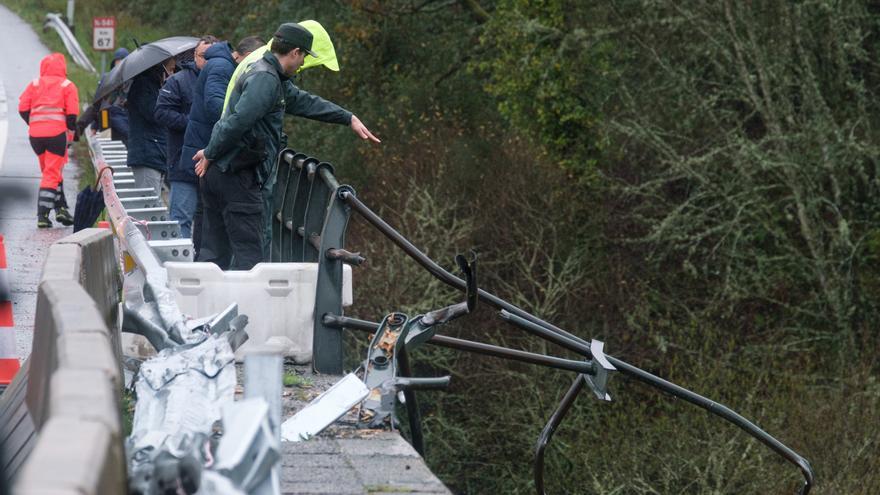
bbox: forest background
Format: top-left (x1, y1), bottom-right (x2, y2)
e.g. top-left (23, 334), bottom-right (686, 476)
top-left (4, 1), bottom-right (879, 493)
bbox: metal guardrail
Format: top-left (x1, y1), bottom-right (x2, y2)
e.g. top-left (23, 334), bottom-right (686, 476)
top-left (43, 13), bottom-right (96, 73)
top-left (84, 134), bottom-right (192, 347)
top-left (272, 148), bottom-right (815, 495)
top-left (84, 133), bottom-right (281, 495)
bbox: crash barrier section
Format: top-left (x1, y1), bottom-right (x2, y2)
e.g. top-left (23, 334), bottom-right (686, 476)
top-left (0, 234), bottom-right (19, 385)
top-left (271, 148), bottom-right (816, 494)
top-left (166, 261), bottom-right (353, 362)
top-left (0, 228), bottom-right (125, 493)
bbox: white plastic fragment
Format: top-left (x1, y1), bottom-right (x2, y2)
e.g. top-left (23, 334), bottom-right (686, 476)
top-left (280, 373), bottom-right (370, 442)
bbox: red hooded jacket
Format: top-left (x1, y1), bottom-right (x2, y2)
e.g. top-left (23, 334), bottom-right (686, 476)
top-left (18, 53), bottom-right (79, 138)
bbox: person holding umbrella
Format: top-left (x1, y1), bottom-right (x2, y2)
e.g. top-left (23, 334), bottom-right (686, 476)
top-left (18, 52), bottom-right (79, 228)
top-left (90, 37), bottom-right (201, 195)
top-left (126, 58), bottom-right (173, 195)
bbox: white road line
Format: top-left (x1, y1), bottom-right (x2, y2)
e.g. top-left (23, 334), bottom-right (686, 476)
top-left (0, 78), bottom-right (8, 174)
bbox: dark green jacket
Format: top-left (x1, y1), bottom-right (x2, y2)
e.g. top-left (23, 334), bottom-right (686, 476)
top-left (204, 51), bottom-right (352, 186)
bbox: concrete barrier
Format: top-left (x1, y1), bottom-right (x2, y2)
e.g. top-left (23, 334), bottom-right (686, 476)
top-left (0, 229), bottom-right (125, 493)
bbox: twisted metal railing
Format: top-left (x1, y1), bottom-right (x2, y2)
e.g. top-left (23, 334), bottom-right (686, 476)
top-left (273, 148), bottom-right (814, 495)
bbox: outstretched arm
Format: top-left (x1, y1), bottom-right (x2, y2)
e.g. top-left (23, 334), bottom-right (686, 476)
top-left (284, 82), bottom-right (380, 143)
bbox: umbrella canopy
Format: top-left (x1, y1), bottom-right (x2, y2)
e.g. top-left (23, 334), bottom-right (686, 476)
top-left (73, 185), bottom-right (105, 232)
top-left (93, 36), bottom-right (199, 102)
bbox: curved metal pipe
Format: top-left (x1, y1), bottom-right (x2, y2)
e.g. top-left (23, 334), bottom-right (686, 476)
top-left (397, 347), bottom-right (425, 457)
top-left (339, 191), bottom-right (814, 494)
top-left (535, 375), bottom-right (586, 495)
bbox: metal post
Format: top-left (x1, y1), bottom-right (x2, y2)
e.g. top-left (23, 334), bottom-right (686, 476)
top-left (66, 0), bottom-right (75, 32)
top-left (302, 162), bottom-right (335, 262)
top-left (100, 52), bottom-right (106, 75)
top-left (311, 186), bottom-right (356, 374)
top-left (397, 347), bottom-right (425, 456)
top-left (535, 375), bottom-right (585, 495)
top-left (244, 346), bottom-right (283, 443)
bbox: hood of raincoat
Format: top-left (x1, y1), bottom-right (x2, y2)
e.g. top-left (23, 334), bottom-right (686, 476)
top-left (40, 53), bottom-right (67, 78)
top-left (298, 20), bottom-right (339, 72)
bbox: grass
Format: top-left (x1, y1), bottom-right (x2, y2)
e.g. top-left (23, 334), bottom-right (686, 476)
top-left (365, 486), bottom-right (412, 494)
top-left (121, 389), bottom-right (134, 437)
top-left (283, 372), bottom-right (314, 388)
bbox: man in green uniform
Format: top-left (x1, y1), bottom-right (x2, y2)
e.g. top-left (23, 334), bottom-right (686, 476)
top-left (223, 20), bottom-right (343, 259)
top-left (194, 22), bottom-right (379, 270)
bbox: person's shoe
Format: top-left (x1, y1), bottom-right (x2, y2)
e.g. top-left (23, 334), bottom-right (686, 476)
top-left (37, 214), bottom-right (53, 229)
top-left (55, 207), bottom-right (74, 226)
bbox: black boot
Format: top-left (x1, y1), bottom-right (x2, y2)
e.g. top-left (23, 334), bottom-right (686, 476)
top-left (54, 181), bottom-right (73, 226)
top-left (38, 188), bottom-right (55, 228)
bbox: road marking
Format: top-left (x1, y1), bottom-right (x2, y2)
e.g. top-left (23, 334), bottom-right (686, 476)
top-left (0, 78), bottom-right (8, 174)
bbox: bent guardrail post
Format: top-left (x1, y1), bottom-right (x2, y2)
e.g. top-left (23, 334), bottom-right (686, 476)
top-left (273, 151), bottom-right (316, 262)
top-left (302, 162), bottom-right (336, 262)
top-left (311, 182), bottom-right (358, 374)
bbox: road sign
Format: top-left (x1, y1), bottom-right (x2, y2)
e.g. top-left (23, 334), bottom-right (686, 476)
top-left (92, 16), bottom-right (115, 51)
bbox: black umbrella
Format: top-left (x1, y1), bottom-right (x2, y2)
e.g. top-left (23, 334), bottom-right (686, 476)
top-left (73, 167), bottom-right (112, 232)
top-left (93, 36), bottom-right (199, 102)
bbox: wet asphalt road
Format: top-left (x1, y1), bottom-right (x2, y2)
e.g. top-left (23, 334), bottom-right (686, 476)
top-left (0, 4), bottom-right (82, 361)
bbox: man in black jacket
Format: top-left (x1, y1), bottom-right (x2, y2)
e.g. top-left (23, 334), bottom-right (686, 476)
top-left (127, 60), bottom-right (173, 195)
top-left (193, 23), bottom-right (379, 270)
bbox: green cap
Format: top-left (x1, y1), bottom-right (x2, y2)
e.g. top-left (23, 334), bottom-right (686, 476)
top-left (273, 23), bottom-right (317, 57)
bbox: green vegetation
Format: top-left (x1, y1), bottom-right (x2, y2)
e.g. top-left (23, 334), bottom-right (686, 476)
top-left (283, 372), bottom-right (313, 388)
top-left (6, 1), bottom-right (879, 493)
top-left (121, 389), bottom-right (134, 437)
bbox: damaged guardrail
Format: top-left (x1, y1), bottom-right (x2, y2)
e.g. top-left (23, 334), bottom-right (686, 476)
top-left (43, 13), bottom-right (97, 73)
top-left (272, 148), bottom-right (815, 495)
top-left (84, 132), bottom-right (281, 495)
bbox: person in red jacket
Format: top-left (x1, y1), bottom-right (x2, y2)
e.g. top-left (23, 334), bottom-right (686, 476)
top-left (18, 53), bottom-right (79, 228)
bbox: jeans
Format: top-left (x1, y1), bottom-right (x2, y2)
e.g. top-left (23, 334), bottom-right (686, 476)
top-left (169, 181), bottom-right (198, 238)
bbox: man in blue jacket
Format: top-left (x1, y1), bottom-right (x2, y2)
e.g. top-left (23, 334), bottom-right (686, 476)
top-left (155, 36), bottom-right (216, 238)
top-left (194, 23), bottom-right (379, 270)
top-left (127, 60), bottom-right (173, 194)
top-left (179, 40), bottom-right (236, 255)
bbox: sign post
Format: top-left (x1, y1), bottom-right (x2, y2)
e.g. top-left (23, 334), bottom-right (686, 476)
top-left (92, 16), bottom-right (115, 74)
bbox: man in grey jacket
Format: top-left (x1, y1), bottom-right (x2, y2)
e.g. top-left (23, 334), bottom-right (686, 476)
top-left (193, 22), bottom-right (378, 270)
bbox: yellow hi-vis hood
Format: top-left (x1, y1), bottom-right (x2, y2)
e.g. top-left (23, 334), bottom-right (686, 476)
top-left (222, 20), bottom-right (339, 114)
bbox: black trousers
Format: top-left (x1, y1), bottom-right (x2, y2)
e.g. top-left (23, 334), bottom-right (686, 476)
top-left (198, 165), bottom-right (264, 271)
